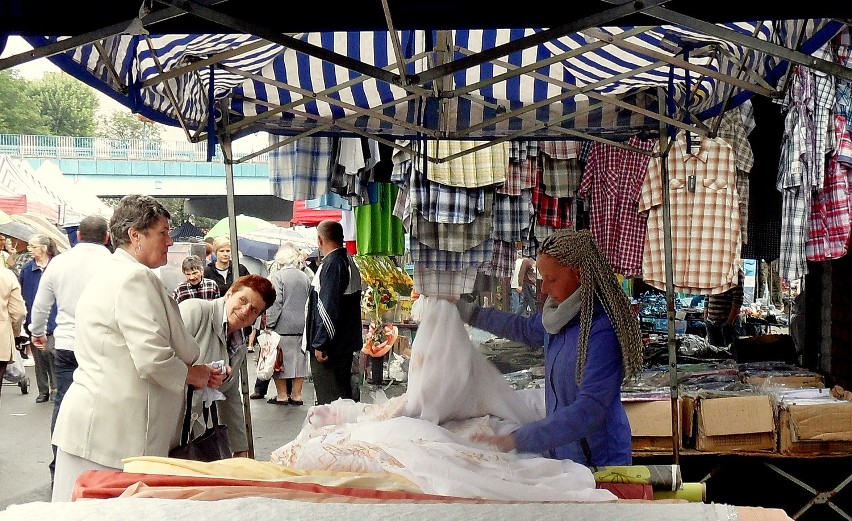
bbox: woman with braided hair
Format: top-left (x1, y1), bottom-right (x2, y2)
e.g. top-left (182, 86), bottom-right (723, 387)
top-left (455, 230), bottom-right (643, 466)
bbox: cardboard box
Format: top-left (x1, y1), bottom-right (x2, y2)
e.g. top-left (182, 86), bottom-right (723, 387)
top-left (695, 395), bottom-right (775, 452)
top-left (624, 400), bottom-right (681, 451)
top-left (779, 402), bottom-right (852, 455)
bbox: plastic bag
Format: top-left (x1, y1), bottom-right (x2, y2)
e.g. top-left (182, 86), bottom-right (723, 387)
top-left (255, 330), bottom-right (281, 381)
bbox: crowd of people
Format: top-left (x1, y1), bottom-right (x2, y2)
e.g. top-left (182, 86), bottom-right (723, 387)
top-left (1, 193), bottom-right (655, 500)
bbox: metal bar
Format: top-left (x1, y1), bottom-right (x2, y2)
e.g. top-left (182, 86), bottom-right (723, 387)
top-left (379, 0), bottom-right (410, 87)
top-left (710, 23), bottom-right (767, 136)
top-left (658, 86), bottom-right (680, 465)
top-left (141, 34), bottom-right (194, 141)
top-left (452, 48), bottom-right (707, 139)
top-left (91, 41), bottom-right (126, 92)
top-left (218, 64), bottom-right (436, 137)
top-left (447, 26), bottom-right (650, 99)
top-left (583, 27), bottom-right (773, 96)
top-left (417, 0), bottom-right (671, 84)
top-left (139, 38), bottom-right (272, 89)
top-left (159, 0), bottom-right (414, 88)
top-left (208, 49), bottom-right (433, 138)
top-left (641, 7), bottom-right (852, 81)
top-left (217, 98), bottom-right (254, 458)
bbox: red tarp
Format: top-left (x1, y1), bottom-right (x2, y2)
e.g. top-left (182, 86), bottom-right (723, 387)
top-left (0, 195), bottom-right (59, 222)
top-left (290, 200), bottom-right (341, 226)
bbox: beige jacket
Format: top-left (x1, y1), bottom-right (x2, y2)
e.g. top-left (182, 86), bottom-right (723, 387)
top-left (0, 268), bottom-right (25, 363)
top-left (178, 296), bottom-right (248, 452)
top-left (52, 248), bottom-right (200, 469)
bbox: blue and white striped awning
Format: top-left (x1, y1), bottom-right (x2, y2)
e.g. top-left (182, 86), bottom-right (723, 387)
top-left (23, 18), bottom-right (843, 145)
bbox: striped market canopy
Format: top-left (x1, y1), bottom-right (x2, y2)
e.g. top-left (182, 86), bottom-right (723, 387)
top-left (18, 12), bottom-right (847, 160)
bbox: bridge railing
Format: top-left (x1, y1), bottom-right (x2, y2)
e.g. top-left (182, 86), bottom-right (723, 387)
top-left (0, 134), bottom-right (268, 163)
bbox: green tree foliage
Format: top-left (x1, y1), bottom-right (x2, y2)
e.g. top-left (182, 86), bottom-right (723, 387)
top-left (0, 70), bottom-right (50, 134)
top-left (97, 111), bottom-right (163, 141)
top-left (31, 72), bottom-right (98, 136)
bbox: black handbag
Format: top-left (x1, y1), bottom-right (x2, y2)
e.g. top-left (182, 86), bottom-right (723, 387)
top-left (169, 386), bottom-right (232, 462)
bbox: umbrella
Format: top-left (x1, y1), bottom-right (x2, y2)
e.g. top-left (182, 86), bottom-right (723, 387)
top-left (0, 221), bottom-right (38, 242)
top-left (204, 214), bottom-right (276, 240)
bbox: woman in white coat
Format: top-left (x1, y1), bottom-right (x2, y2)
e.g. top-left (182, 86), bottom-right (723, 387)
top-left (0, 266), bottom-right (26, 395)
top-left (51, 195), bottom-right (226, 502)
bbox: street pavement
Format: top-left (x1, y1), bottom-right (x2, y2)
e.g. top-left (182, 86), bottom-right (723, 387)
top-left (0, 352), bottom-right (401, 511)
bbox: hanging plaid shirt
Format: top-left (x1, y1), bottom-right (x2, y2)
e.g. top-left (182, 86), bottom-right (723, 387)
top-left (641, 133), bottom-right (740, 295)
top-left (413, 265), bottom-right (479, 297)
top-left (269, 135), bottom-right (335, 200)
top-left (531, 168), bottom-right (573, 228)
top-left (481, 240), bottom-right (517, 279)
top-left (806, 115), bottom-right (852, 261)
top-left (579, 136), bottom-right (656, 277)
top-left (422, 140), bottom-right (509, 188)
top-left (778, 70), bottom-right (813, 283)
top-left (410, 169), bottom-right (487, 224)
top-left (499, 141), bottom-right (539, 196)
top-left (409, 237), bottom-right (493, 271)
top-left (491, 190), bottom-right (532, 242)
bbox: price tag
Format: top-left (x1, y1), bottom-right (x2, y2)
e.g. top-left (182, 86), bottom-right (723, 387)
top-left (688, 175), bottom-right (696, 193)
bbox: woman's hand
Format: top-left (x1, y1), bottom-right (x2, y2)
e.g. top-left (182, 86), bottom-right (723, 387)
top-left (185, 364), bottom-right (213, 388)
top-left (471, 433), bottom-right (517, 453)
top-left (206, 363), bottom-right (229, 388)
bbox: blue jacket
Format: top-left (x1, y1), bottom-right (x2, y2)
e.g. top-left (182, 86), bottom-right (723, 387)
top-left (20, 259), bottom-right (57, 335)
top-left (472, 304), bottom-right (631, 466)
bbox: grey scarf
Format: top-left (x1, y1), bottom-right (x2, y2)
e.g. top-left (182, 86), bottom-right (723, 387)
top-left (541, 290), bottom-right (582, 334)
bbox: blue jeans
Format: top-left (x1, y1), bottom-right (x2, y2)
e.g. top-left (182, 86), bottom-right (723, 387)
top-left (50, 348), bottom-right (77, 481)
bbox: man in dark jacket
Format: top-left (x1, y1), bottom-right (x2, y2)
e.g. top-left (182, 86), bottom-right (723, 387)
top-left (305, 220), bottom-right (362, 405)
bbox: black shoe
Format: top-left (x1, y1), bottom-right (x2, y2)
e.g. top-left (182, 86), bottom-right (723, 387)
top-left (35, 394), bottom-right (49, 403)
top-left (249, 392), bottom-right (264, 400)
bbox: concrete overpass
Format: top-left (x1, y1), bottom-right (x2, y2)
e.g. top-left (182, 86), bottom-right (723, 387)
top-left (0, 133), bottom-right (270, 198)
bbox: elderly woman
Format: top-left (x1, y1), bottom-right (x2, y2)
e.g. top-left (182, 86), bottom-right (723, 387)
top-left (20, 234), bottom-right (59, 404)
top-left (179, 274), bottom-right (276, 458)
top-left (455, 230), bottom-right (643, 466)
top-left (265, 242), bottom-right (312, 405)
top-left (51, 195), bottom-right (225, 502)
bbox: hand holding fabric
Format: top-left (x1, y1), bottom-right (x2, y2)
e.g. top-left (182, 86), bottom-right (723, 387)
top-left (472, 432), bottom-right (517, 453)
top-left (186, 364), bottom-right (213, 388)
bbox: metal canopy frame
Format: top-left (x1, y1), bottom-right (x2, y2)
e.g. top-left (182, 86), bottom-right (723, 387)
top-left (1, 1), bottom-right (849, 166)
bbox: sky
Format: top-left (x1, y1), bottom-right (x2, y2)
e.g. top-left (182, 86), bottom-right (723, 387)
top-left (1, 36), bottom-right (266, 149)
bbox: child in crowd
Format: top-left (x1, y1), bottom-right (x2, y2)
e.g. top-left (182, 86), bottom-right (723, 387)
top-left (173, 255), bottom-right (220, 303)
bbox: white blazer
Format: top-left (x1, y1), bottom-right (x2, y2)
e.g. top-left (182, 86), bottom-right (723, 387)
top-left (52, 248), bottom-right (200, 469)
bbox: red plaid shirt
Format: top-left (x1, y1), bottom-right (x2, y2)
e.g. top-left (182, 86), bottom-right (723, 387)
top-left (173, 278), bottom-right (220, 304)
top-left (807, 115), bottom-right (852, 261)
top-left (531, 168), bottom-right (573, 228)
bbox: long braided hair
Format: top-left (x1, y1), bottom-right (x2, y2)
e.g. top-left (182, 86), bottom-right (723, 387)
top-left (539, 230), bottom-right (644, 384)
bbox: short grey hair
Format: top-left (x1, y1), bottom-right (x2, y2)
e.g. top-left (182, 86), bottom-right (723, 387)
top-left (274, 242), bottom-right (301, 267)
top-left (109, 194), bottom-right (170, 249)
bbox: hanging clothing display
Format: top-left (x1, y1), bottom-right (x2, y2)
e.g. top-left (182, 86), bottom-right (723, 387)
top-left (413, 265), bottom-right (480, 296)
top-left (500, 141), bottom-right (539, 196)
top-left (777, 47), bottom-right (836, 282)
top-left (409, 237), bottom-right (493, 272)
top-left (539, 141), bottom-right (585, 198)
top-left (531, 167), bottom-right (573, 229)
top-left (640, 132), bottom-right (741, 295)
top-left (269, 136), bottom-right (335, 201)
top-left (578, 136), bottom-right (656, 277)
top-left (491, 190), bottom-right (533, 243)
top-left (715, 109), bottom-right (755, 244)
top-left (481, 240), bottom-right (516, 279)
top-left (806, 115), bottom-right (852, 261)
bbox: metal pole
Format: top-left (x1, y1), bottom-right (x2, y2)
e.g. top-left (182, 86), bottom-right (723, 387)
top-left (657, 86), bottom-right (680, 465)
top-left (218, 98), bottom-right (255, 459)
